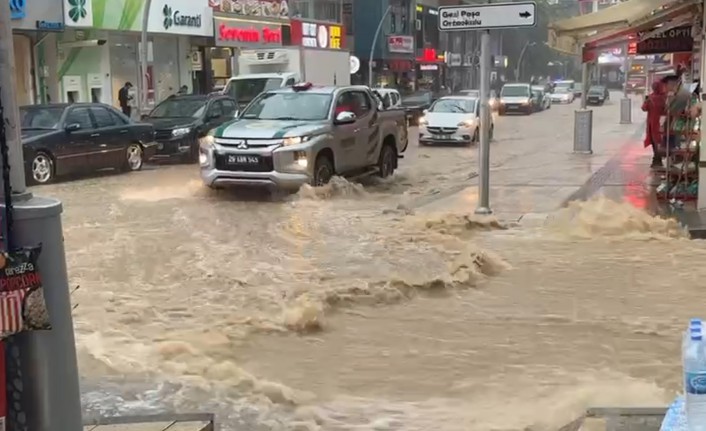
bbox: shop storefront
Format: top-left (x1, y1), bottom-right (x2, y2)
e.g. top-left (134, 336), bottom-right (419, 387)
top-left (62, 0), bottom-right (213, 116)
top-left (416, 48), bottom-right (446, 93)
top-left (11, 0), bottom-right (66, 105)
top-left (208, 0), bottom-right (290, 91)
top-left (374, 35), bottom-right (415, 89)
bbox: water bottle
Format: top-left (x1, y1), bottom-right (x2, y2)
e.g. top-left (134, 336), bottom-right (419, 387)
top-left (685, 320), bottom-right (703, 352)
top-left (684, 328), bottom-right (706, 431)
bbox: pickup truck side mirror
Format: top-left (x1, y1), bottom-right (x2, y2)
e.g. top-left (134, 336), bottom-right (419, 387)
top-left (234, 110), bottom-right (240, 118)
top-left (334, 111), bottom-right (357, 125)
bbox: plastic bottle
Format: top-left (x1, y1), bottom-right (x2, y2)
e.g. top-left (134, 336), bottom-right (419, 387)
top-left (684, 328), bottom-right (706, 431)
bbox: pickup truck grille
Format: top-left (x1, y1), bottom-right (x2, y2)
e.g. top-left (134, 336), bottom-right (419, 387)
top-left (155, 130), bottom-right (173, 141)
top-left (427, 127), bottom-right (458, 135)
top-left (215, 153), bottom-right (274, 172)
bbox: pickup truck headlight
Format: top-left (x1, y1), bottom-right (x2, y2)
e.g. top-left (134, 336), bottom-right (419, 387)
top-left (283, 136), bottom-right (311, 146)
top-left (172, 127), bottom-right (191, 137)
top-left (199, 134), bottom-right (215, 149)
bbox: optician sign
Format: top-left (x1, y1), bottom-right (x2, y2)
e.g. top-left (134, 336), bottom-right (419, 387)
top-left (635, 25), bottom-right (693, 55)
top-left (388, 35), bottom-right (414, 53)
top-left (214, 17), bottom-right (285, 48)
top-left (290, 19), bottom-right (344, 49)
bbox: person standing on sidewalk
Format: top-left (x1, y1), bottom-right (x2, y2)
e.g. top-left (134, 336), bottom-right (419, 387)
top-left (118, 82), bottom-right (133, 118)
top-left (642, 80), bottom-right (667, 168)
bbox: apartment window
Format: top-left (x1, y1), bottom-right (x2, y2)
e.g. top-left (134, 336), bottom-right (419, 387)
top-left (314, 0), bottom-right (341, 23)
top-left (291, 0), bottom-right (311, 18)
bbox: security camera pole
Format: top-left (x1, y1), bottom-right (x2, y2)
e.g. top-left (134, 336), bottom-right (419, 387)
top-left (438, 1), bottom-right (537, 215)
top-left (0, 3), bottom-right (82, 430)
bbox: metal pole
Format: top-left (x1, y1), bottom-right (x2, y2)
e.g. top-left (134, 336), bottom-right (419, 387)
top-left (140, 0), bottom-right (153, 114)
top-left (475, 30), bottom-right (492, 215)
top-left (581, 61), bottom-right (589, 109)
top-left (623, 42), bottom-right (630, 98)
top-left (515, 41), bottom-right (530, 82)
top-left (0, 2), bottom-right (82, 431)
top-left (368, 5), bottom-right (392, 88)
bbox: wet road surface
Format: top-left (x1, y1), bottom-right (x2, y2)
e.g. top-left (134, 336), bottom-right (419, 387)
top-left (34, 98), bottom-right (697, 430)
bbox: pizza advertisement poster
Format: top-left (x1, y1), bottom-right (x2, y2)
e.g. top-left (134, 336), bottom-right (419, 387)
top-left (0, 246), bottom-right (51, 338)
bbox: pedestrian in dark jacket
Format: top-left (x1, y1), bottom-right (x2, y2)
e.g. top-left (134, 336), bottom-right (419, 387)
top-left (118, 82), bottom-right (133, 117)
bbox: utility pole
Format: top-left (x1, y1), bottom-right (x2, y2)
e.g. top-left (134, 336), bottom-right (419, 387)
top-left (141, 0), bottom-right (153, 114)
top-left (0, 3), bottom-right (82, 431)
top-left (476, 29), bottom-right (492, 215)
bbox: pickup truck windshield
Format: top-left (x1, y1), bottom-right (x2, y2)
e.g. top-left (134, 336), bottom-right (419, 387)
top-left (501, 86), bottom-right (530, 97)
top-left (429, 98), bottom-right (476, 113)
top-left (241, 92), bottom-right (333, 121)
top-left (225, 78), bottom-right (284, 103)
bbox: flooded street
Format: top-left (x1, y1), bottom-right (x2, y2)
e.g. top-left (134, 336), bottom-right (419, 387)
top-left (35, 101), bottom-right (697, 430)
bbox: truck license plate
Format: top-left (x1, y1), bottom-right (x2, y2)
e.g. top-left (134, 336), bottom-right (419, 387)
top-left (228, 155), bottom-right (259, 164)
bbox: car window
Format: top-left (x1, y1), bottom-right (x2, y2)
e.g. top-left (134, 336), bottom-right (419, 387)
top-left (350, 91), bottom-right (371, 117)
top-left (65, 107), bottom-right (94, 129)
top-left (91, 107), bottom-right (116, 128)
top-left (109, 109), bottom-right (128, 124)
top-left (221, 99), bottom-right (237, 116)
top-left (391, 92), bottom-right (399, 105)
top-left (208, 100), bottom-right (223, 117)
top-left (286, 78), bottom-right (296, 86)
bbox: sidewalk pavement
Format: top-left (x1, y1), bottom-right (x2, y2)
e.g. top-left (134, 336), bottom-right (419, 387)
top-left (416, 94), bottom-right (652, 223)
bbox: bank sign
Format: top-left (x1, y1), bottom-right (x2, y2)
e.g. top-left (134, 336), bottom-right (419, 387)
top-left (64, 0), bottom-right (213, 36)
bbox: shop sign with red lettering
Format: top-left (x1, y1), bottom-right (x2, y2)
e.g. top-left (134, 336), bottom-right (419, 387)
top-left (214, 17), bottom-right (286, 48)
top-left (290, 19), bottom-right (344, 49)
top-left (636, 25), bottom-right (693, 55)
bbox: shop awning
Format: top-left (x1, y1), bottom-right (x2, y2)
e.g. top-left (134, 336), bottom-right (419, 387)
top-left (548, 0), bottom-right (699, 56)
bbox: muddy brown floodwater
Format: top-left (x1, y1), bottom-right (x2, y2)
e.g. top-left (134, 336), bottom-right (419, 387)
top-left (34, 104), bottom-right (700, 430)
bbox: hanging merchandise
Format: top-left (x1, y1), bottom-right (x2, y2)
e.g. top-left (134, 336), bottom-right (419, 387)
top-left (0, 246), bottom-right (50, 337)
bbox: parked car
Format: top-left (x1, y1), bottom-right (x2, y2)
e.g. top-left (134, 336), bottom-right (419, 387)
top-left (199, 83), bottom-right (409, 190)
top-left (458, 89), bottom-right (500, 111)
top-left (143, 94), bottom-right (238, 162)
top-left (549, 87), bottom-right (575, 104)
top-left (587, 85), bottom-right (610, 106)
top-left (499, 83), bottom-right (533, 115)
top-left (418, 96), bottom-right (493, 145)
top-left (20, 103), bottom-right (157, 184)
top-left (401, 90), bottom-right (434, 125)
top-left (374, 88), bottom-right (403, 109)
top-left (532, 86), bottom-right (551, 111)
top-left (573, 83), bottom-right (584, 98)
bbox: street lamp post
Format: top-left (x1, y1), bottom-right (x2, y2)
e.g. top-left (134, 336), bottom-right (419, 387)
top-left (515, 41), bottom-right (535, 81)
top-left (369, 5), bottom-right (392, 88)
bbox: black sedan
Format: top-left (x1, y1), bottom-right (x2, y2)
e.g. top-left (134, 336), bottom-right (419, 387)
top-left (587, 85), bottom-right (610, 106)
top-left (20, 103), bottom-right (157, 184)
top-left (143, 94), bottom-right (238, 162)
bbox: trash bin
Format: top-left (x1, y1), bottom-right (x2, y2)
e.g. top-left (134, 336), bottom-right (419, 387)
top-left (620, 98), bottom-right (632, 124)
top-left (574, 109), bottom-right (593, 154)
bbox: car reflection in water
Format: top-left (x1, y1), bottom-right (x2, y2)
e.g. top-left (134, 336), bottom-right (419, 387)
top-left (20, 103), bottom-right (157, 184)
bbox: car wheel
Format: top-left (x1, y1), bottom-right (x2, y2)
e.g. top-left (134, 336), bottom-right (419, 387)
top-left (30, 151), bottom-right (54, 185)
top-left (377, 143), bottom-right (396, 178)
top-left (124, 143), bottom-right (144, 172)
top-left (312, 154), bottom-right (334, 186)
top-left (472, 128), bottom-right (479, 144)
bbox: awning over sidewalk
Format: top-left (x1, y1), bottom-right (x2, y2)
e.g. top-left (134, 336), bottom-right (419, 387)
top-left (548, 0), bottom-right (699, 56)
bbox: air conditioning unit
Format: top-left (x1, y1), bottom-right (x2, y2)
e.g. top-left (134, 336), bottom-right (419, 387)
top-left (239, 49), bottom-right (290, 65)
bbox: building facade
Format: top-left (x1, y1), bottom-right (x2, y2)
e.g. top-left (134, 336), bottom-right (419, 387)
top-left (352, 0), bottom-right (416, 88)
top-left (11, 0), bottom-right (66, 105)
top-left (61, 0), bottom-right (213, 116)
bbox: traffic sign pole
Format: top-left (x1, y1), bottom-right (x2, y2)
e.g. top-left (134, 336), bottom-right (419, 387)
top-left (438, 1), bottom-right (536, 215)
top-left (476, 29), bottom-right (492, 215)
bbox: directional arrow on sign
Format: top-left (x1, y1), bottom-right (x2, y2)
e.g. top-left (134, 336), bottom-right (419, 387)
top-left (519, 11), bottom-right (532, 19)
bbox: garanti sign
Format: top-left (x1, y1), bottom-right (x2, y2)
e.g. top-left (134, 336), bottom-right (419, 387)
top-left (635, 26), bottom-right (693, 55)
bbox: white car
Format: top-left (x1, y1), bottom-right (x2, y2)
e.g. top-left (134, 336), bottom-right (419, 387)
top-left (418, 96), bottom-right (494, 145)
top-left (374, 88), bottom-right (402, 109)
top-left (549, 87), bottom-right (575, 104)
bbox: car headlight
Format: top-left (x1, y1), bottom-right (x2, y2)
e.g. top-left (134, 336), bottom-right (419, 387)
top-left (199, 134), bottom-right (215, 149)
top-left (172, 127), bottom-right (191, 137)
top-left (457, 120), bottom-right (475, 127)
top-left (283, 136), bottom-right (311, 146)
